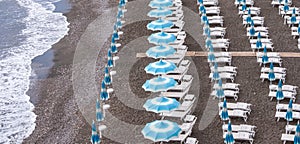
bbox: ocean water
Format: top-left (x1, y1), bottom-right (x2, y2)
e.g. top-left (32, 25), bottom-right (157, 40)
top-left (0, 0), bottom-right (69, 143)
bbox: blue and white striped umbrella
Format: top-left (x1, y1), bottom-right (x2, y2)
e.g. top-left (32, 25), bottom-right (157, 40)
top-left (216, 79), bottom-right (225, 99)
top-left (268, 62), bottom-right (275, 82)
top-left (256, 32), bottom-right (262, 49)
top-left (212, 62), bottom-right (220, 81)
top-left (241, 2), bottom-right (247, 11)
top-left (142, 120), bottom-right (181, 142)
top-left (100, 81), bottom-right (109, 100)
top-left (145, 59), bottom-right (177, 75)
top-left (148, 31), bottom-right (176, 45)
top-left (143, 96), bottom-right (180, 113)
top-left (276, 79), bottom-right (284, 101)
top-left (96, 99), bottom-right (104, 122)
top-left (298, 22), bottom-right (300, 34)
top-left (119, 0), bottom-right (126, 7)
top-left (291, 8), bottom-right (297, 24)
top-left (206, 36), bottom-right (212, 48)
top-left (262, 46), bottom-right (269, 64)
top-left (199, 4), bottom-right (205, 14)
top-left (111, 35), bottom-right (116, 43)
top-left (117, 9), bottom-right (124, 19)
top-left (201, 12), bottom-right (208, 24)
top-left (249, 21), bottom-right (256, 36)
top-left (286, 99), bottom-right (293, 122)
top-left (148, 7), bottom-right (173, 18)
top-left (104, 67), bottom-right (111, 85)
top-left (294, 121), bottom-right (300, 144)
top-left (221, 98), bottom-right (229, 121)
top-left (107, 50), bottom-right (114, 67)
top-left (112, 30), bottom-right (119, 40)
top-left (208, 46), bottom-right (216, 63)
top-left (204, 25), bottom-right (210, 35)
top-left (91, 120), bottom-right (101, 144)
top-left (149, 0), bottom-right (173, 8)
top-left (284, 0), bottom-right (289, 12)
top-left (198, 0), bottom-right (203, 4)
top-left (146, 45), bottom-right (176, 59)
top-left (116, 18), bottom-right (123, 28)
top-left (111, 43), bottom-right (118, 53)
top-left (147, 19), bottom-right (174, 31)
top-left (224, 120), bottom-right (235, 144)
top-left (142, 76), bottom-right (177, 92)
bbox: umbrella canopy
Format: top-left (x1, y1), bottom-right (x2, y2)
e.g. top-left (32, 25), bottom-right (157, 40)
top-left (283, 0), bottom-right (289, 12)
top-left (206, 36), bottom-right (212, 48)
top-left (208, 46), bottom-right (216, 63)
top-left (142, 76), bottom-right (178, 92)
top-left (143, 96), bottom-right (180, 113)
top-left (148, 31), bottom-right (176, 45)
top-left (119, 0), bottom-right (126, 7)
top-left (298, 22), bottom-right (300, 34)
top-left (246, 9), bottom-right (252, 24)
top-left (268, 62), bottom-right (275, 82)
top-left (221, 98), bottom-right (229, 121)
top-left (142, 120), bottom-right (181, 142)
top-left (107, 50), bottom-right (114, 67)
top-left (145, 59), bottom-right (177, 75)
top-left (198, 0), bottom-right (203, 4)
top-left (262, 46), bottom-right (269, 64)
top-left (199, 4), bottom-right (205, 14)
top-left (256, 32), bottom-right (262, 48)
top-left (149, 0), bottom-right (173, 8)
top-left (111, 43), bottom-right (118, 53)
top-left (116, 18), bottom-right (123, 28)
top-left (242, 3), bottom-right (247, 11)
top-left (147, 19), bottom-right (174, 31)
top-left (104, 67), bottom-right (111, 85)
top-left (286, 99), bottom-right (293, 122)
top-left (249, 21), bottom-right (256, 36)
top-left (212, 62), bottom-right (220, 81)
top-left (201, 12), bottom-right (208, 23)
top-left (224, 120), bottom-right (235, 144)
top-left (291, 8), bottom-right (297, 23)
top-left (204, 26), bottom-right (210, 35)
top-left (294, 121), bottom-right (300, 144)
top-left (91, 120), bottom-right (101, 144)
top-left (96, 99), bottom-right (104, 122)
top-left (100, 81), bottom-right (109, 100)
top-left (216, 79), bottom-right (225, 99)
top-left (148, 7), bottom-right (173, 18)
top-left (117, 8), bottom-right (124, 18)
top-left (276, 79), bottom-right (284, 101)
top-left (146, 45), bottom-right (176, 59)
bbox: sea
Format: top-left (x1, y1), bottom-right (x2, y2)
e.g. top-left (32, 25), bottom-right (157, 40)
top-left (0, 0), bottom-right (70, 143)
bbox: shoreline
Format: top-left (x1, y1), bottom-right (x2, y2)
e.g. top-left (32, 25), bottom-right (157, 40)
top-left (24, 0), bottom-right (115, 143)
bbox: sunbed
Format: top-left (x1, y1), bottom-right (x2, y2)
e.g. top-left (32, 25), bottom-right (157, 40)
top-left (219, 102), bottom-right (251, 113)
top-left (269, 91), bottom-right (296, 101)
top-left (209, 72), bottom-right (235, 82)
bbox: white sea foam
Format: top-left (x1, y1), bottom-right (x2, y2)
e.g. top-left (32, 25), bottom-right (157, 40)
top-left (0, 0), bottom-right (69, 143)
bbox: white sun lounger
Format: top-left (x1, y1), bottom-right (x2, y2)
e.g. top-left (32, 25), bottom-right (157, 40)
top-left (286, 19), bottom-right (300, 27)
top-left (223, 132), bottom-right (254, 144)
top-left (281, 134), bottom-right (295, 144)
top-left (286, 124), bottom-right (298, 134)
top-left (222, 124), bottom-right (256, 134)
top-left (161, 88), bottom-right (189, 100)
top-left (243, 19), bottom-right (264, 27)
top-left (207, 19), bottom-right (224, 26)
top-left (169, 129), bottom-right (192, 144)
top-left (235, 0), bottom-right (254, 7)
top-left (257, 57), bottom-right (282, 66)
top-left (249, 38), bottom-right (272, 44)
top-left (269, 84), bottom-right (298, 92)
top-left (211, 90), bottom-right (239, 101)
top-left (261, 67), bottom-right (286, 74)
top-left (213, 83), bottom-right (240, 91)
top-left (219, 110), bottom-right (248, 122)
top-left (208, 43), bottom-right (229, 51)
top-left (269, 91), bottom-right (296, 101)
top-left (210, 66), bottom-right (237, 73)
top-left (205, 30), bottom-right (225, 37)
top-left (161, 105), bottom-right (192, 120)
top-left (238, 6), bottom-right (260, 13)
top-left (209, 72), bottom-right (235, 82)
top-left (242, 16), bottom-right (264, 21)
top-left (219, 102), bottom-right (251, 113)
top-left (247, 31), bottom-right (269, 38)
top-left (272, 0), bottom-right (292, 6)
top-left (200, 1), bottom-right (218, 6)
top-left (209, 57), bottom-right (232, 65)
top-left (168, 77), bottom-right (193, 92)
top-left (199, 9), bottom-right (220, 15)
top-left (251, 43), bottom-right (274, 51)
top-left (210, 38), bottom-right (230, 44)
top-left (284, 16), bottom-right (300, 25)
top-left (275, 111), bottom-right (300, 122)
top-left (247, 27), bottom-right (269, 33)
top-left (277, 103), bottom-right (300, 113)
top-left (186, 137), bottom-right (199, 144)
top-left (239, 9), bottom-right (259, 16)
top-left (291, 27), bottom-right (300, 38)
top-left (256, 52), bottom-right (279, 58)
top-left (207, 16), bottom-right (224, 21)
top-left (177, 97), bottom-right (195, 111)
top-left (260, 73), bottom-right (286, 83)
